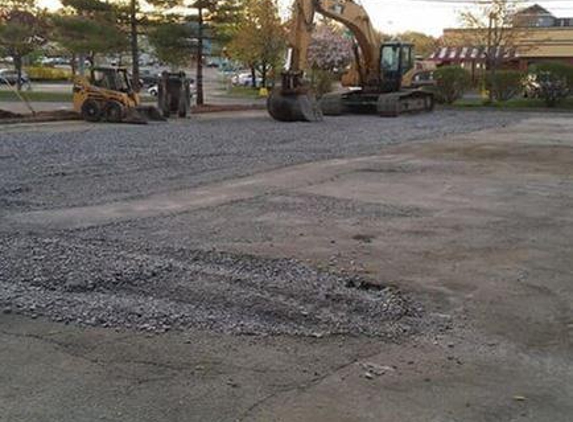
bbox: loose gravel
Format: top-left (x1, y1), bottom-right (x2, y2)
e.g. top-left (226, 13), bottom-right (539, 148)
top-left (0, 233), bottom-right (419, 336)
top-left (0, 110), bottom-right (526, 213)
top-left (0, 110), bottom-right (528, 335)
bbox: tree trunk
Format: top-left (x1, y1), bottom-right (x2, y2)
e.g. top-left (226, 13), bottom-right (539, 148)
top-left (78, 53), bottom-right (86, 76)
top-left (261, 63), bottom-right (267, 88)
top-left (196, 6), bottom-right (204, 105)
top-left (14, 55), bottom-right (23, 91)
top-left (130, 0), bottom-right (140, 91)
top-left (250, 66), bottom-right (256, 88)
top-left (88, 53), bottom-right (96, 80)
top-left (71, 53), bottom-right (77, 76)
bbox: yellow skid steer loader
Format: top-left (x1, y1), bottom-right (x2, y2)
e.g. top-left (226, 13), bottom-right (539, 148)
top-left (73, 67), bottom-right (164, 124)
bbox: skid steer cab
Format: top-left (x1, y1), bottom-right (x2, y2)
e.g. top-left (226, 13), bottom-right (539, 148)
top-left (73, 67), bottom-right (163, 124)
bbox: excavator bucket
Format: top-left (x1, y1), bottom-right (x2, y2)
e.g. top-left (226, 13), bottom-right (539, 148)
top-left (267, 89), bottom-right (323, 122)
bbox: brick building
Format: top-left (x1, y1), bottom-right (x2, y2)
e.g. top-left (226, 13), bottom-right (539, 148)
top-left (429, 4), bottom-right (573, 79)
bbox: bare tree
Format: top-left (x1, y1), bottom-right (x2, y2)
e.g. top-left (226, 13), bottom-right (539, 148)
top-left (457, 0), bottom-right (531, 101)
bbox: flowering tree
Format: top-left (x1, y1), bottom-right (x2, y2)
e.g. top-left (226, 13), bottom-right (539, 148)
top-left (307, 24), bottom-right (353, 72)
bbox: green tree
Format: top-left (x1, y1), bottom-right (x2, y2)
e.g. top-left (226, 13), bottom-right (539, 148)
top-left (112, 0), bottom-right (148, 90)
top-left (148, 20), bottom-right (196, 68)
top-left (0, 0), bottom-right (47, 90)
top-left (147, 0), bottom-right (240, 104)
top-left (398, 31), bottom-right (439, 58)
top-left (227, 0), bottom-right (285, 87)
top-left (458, 0), bottom-right (531, 102)
top-left (52, 0), bottom-right (128, 75)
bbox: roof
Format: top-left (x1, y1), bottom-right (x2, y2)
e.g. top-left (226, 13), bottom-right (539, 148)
top-left (428, 46), bottom-right (519, 62)
top-left (516, 4), bottom-right (553, 16)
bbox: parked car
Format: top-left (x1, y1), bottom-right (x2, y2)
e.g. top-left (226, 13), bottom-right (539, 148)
top-left (0, 68), bottom-right (30, 85)
top-left (147, 84), bottom-right (159, 96)
top-left (139, 69), bottom-right (161, 87)
top-left (148, 78), bottom-right (196, 97)
top-left (231, 72), bottom-right (262, 87)
top-left (523, 74), bottom-right (542, 98)
top-left (40, 56), bottom-right (69, 66)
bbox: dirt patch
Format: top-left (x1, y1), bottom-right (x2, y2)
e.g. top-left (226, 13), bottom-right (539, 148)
top-left (0, 109), bottom-right (23, 119)
top-left (0, 109), bottom-right (80, 125)
top-left (191, 103), bottom-right (266, 114)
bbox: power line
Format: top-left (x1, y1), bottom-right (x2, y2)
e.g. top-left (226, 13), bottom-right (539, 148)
top-left (368, 0), bottom-right (573, 4)
top-left (369, 0), bottom-right (573, 4)
top-left (376, 1), bottom-right (573, 10)
top-left (379, 3), bottom-right (573, 10)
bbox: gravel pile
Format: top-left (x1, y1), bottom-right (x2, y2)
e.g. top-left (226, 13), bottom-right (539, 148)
top-left (0, 110), bottom-right (527, 213)
top-left (0, 234), bottom-right (420, 336)
top-left (0, 111), bottom-right (527, 336)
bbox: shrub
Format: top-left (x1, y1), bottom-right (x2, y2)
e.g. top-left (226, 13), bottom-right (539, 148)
top-left (308, 69), bottom-right (334, 98)
top-left (430, 66), bottom-right (471, 104)
top-left (529, 62), bottom-right (573, 107)
top-left (486, 70), bottom-right (524, 102)
top-left (24, 66), bottom-right (71, 81)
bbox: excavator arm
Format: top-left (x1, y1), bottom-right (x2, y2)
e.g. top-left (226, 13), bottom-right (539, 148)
top-left (268, 0), bottom-right (382, 121)
top-left (287, 0), bottom-right (380, 85)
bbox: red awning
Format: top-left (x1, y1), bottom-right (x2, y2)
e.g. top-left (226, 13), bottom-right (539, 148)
top-left (428, 46), bottom-right (519, 62)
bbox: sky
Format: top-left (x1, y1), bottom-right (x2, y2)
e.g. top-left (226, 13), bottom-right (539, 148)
top-left (37, 0), bottom-right (573, 36)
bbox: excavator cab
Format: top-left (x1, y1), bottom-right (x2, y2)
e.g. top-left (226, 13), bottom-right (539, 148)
top-left (380, 42), bottom-right (414, 93)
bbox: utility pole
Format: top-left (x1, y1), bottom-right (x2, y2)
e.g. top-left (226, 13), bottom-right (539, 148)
top-left (486, 11), bottom-right (494, 102)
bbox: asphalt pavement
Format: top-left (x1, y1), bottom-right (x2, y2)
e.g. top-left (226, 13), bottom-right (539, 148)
top-left (1, 110), bottom-right (573, 421)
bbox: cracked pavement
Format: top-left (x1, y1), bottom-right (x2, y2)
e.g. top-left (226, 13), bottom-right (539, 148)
top-left (1, 111), bottom-right (573, 421)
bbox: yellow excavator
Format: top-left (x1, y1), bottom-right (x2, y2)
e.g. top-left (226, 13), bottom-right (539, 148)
top-left (73, 67), bottom-right (163, 123)
top-left (267, 0), bottom-right (435, 122)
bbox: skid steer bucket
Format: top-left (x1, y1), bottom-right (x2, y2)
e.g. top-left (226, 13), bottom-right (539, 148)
top-left (120, 106), bottom-right (165, 124)
top-left (267, 89), bottom-right (322, 122)
top-left (136, 105), bottom-right (165, 121)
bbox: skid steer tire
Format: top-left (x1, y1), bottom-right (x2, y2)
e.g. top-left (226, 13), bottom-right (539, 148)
top-left (81, 100), bottom-right (102, 122)
top-left (178, 96), bottom-right (188, 118)
top-left (104, 101), bottom-right (124, 123)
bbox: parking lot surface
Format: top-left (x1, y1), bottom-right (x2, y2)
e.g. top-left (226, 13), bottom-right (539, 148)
top-left (1, 110), bottom-right (572, 421)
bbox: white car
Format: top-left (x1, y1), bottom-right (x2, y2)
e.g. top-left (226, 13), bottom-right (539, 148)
top-left (231, 72), bottom-right (262, 87)
top-left (147, 81), bottom-right (196, 97)
top-left (0, 68), bottom-right (30, 85)
top-left (147, 84), bottom-right (159, 96)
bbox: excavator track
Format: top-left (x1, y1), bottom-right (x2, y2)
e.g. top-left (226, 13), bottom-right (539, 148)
top-left (377, 90), bottom-right (434, 117)
top-left (318, 89), bottom-right (434, 117)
